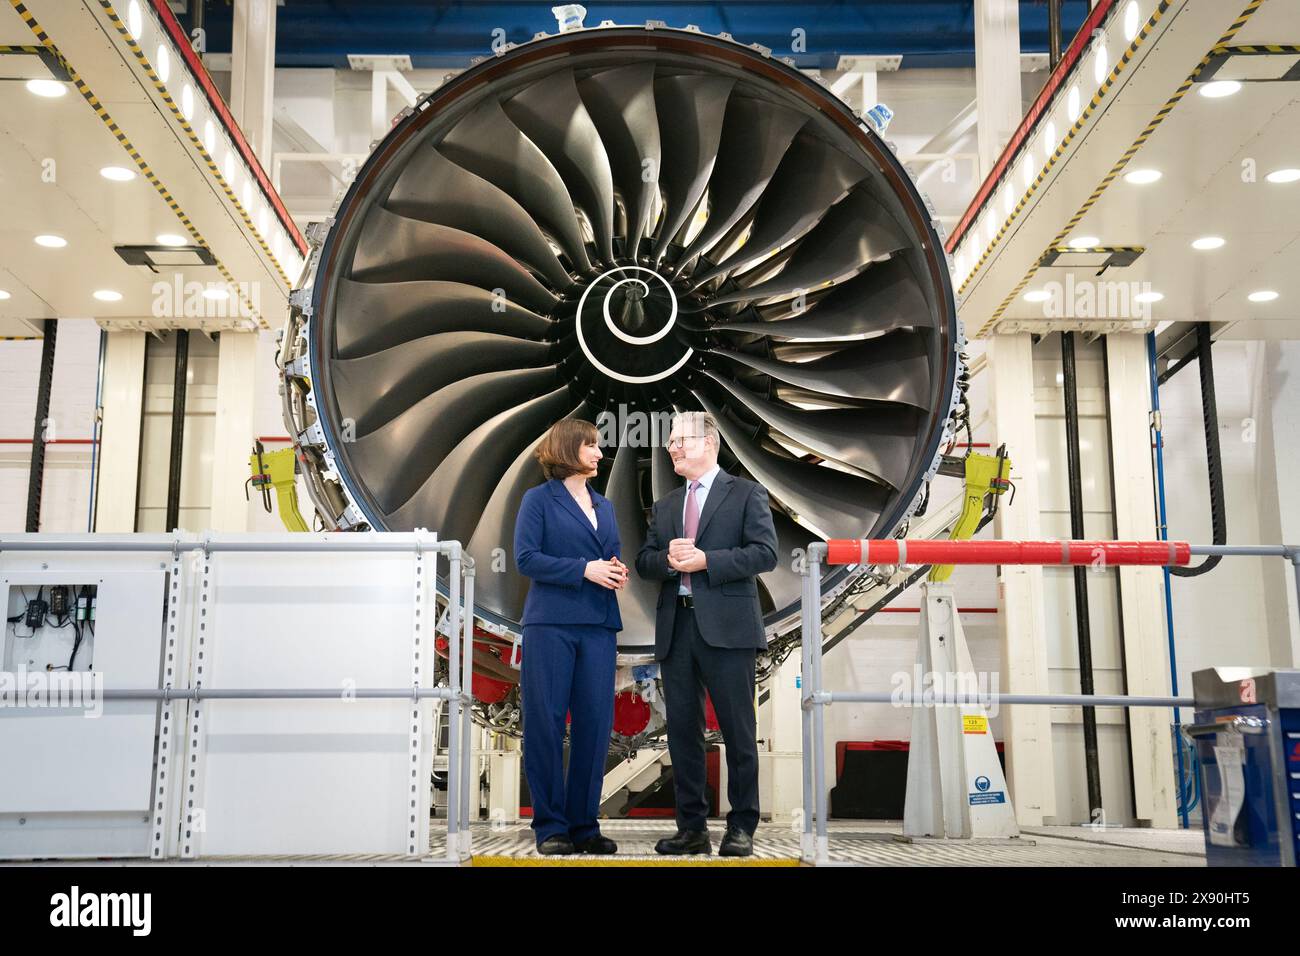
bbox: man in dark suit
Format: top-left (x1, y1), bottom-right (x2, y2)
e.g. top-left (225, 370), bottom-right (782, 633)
top-left (636, 411), bottom-right (778, 856)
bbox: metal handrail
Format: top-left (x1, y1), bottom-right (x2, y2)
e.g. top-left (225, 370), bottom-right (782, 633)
top-left (797, 538), bottom-right (1300, 865)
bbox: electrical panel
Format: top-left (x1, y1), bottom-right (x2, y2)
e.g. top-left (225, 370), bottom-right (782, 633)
top-left (3, 583), bottom-right (99, 673)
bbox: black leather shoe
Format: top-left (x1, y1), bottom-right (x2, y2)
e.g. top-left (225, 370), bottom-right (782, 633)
top-left (537, 835), bottom-right (576, 855)
top-left (654, 829), bottom-right (711, 855)
top-left (719, 827), bottom-right (753, 857)
top-left (573, 834), bottom-right (618, 855)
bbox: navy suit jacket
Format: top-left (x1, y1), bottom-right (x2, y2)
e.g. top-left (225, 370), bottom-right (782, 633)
top-left (635, 471), bottom-right (778, 658)
top-left (514, 478), bottom-right (623, 631)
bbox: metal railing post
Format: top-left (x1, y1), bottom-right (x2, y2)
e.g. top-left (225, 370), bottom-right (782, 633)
top-left (459, 557), bottom-right (476, 857)
top-left (799, 555), bottom-right (815, 862)
top-left (445, 544), bottom-right (462, 862)
top-left (809, 547), bottom-right (829, 865)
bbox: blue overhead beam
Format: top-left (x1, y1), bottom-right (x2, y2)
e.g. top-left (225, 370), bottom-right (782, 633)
top-left (195, 1), bottom-right (1090, 70)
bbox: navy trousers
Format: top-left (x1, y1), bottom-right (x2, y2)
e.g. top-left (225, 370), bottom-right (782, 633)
top-left (520, 623), bottom-right (617, 846)
top-left (660, 605), bottom-right (760, 836)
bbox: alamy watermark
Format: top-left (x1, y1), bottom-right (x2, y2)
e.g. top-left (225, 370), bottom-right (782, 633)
top-left (891, 665), bottom-right (1000, 717)
top-left (0, 669), bottom-right (103, 718)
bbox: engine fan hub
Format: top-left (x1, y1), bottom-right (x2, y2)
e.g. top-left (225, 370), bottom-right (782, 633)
top-left (572, 265), bottom-right (692, 386)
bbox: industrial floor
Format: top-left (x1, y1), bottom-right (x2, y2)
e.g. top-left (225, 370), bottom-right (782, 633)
top-left (455, 819), bottom-right (1207, 867)
top-left (5, 819), bottom-right (1207, 866)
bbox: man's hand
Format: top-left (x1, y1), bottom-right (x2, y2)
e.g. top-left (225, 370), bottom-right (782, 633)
top-left (667, 537), bottom-right (695, 562)
top-left (667, 547), bottom-right (707, 574)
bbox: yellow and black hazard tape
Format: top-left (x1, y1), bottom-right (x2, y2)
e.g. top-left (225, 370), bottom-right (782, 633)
top-left (1201, 42), bottom-right (1300, 83)
top-left (1039, 244), bottom-right (1145, 268)
top-left (957, 2), bottom-right (1173, 300)
top-left (7, 0), bottom-right (274, 328)
top-left (976, 0), bottom-right (1267, 338)
top-left (95, 0), bottom-right (292, 289)
top-left (0, 336), bottom-right (44, 341)
top-left (1212, 42), bottom-right (1300, 54)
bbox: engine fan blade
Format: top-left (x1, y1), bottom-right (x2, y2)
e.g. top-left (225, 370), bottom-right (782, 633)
top-left (713, 330), bottom-right (931, 409)
top-left (714, 257), bottom-right (933, 340)
top-left (649, 73), bottom-right (735, 263)
top-left (503, 69), bottom-right (616, 265)
top-left (677, 95), bottom-right (806, 266)
top-left (438, 96), bottom-right (592, 273)
top-left (710, 190), bottom-right (908, 305)
top-left (577, 63), bottom-right (660, 257)
top-left (353, 365), bottom-right (561, 514)
top-left (350, 206), bottom-right (557, 313)
top-left (384, 145), bottom-right (573, 290)
top-left (332, 331), bottom-right (552, 437)
top-left (695, 393), bottom-right (891, 540)
top-left (334, 278), bottom-right (553, 360)
top-left (389, 384), bottom-right (577, 536)
top-left (702, 370), bottom-right (920, 489)
top-left (691, 131), bottom-right (868, 284)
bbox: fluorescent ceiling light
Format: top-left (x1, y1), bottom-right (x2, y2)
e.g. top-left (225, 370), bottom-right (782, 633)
top-left (35, 234), bottom-right (67, 248)
top-left (100, 166), bottom-right (136, 182)
top-left (1198, 80), bottom-right (1242, 98)
top-left (1266, 168), bottom-right (1300, 184)
top-left (1068, 236), bottom-right (1100, 248)
top-left (1135, 291), bottom-right (1163, 303)
top-left (1023, 290), bottom-right (1051, 303)
top-left (1191, 236), bottom-right (1225, 250)
top-left (1124, 2), bottom-right (1140, 42)
top-left (127, 1), bottom-right (144, 41)
top-left (26, 79), bottom-right (67, 98)
top-left (93, 290), bottom-right (123, 302)
top-left (156, 233), bottom-right (187, 246)
top-left (1248, 290), bottom-right (1278, 303)
top-left (1125, 168), bottom-right (1162, 184)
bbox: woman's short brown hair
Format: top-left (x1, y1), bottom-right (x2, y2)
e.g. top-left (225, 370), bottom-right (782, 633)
top-left (535, 418), bottom-right (599, 480)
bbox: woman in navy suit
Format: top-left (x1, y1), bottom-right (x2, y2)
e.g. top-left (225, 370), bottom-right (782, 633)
top-left (513, 418), bottom-right (627, 855)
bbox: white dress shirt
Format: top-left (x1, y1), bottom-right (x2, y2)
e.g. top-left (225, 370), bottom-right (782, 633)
top-left (677, 463), bottom-right (721, 595)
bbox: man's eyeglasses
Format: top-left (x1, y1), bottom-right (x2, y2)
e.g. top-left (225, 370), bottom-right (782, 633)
top-left (664, 435), bottom-right (706, 450)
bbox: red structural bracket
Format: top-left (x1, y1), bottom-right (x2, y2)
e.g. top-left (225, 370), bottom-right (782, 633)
top-left (825, 539), bottom-right (1191, 567)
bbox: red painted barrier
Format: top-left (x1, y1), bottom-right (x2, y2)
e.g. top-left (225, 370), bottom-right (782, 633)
top-left (825, 539), bottom-right (1191, 567)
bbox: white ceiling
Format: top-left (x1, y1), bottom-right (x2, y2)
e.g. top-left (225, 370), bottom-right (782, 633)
top-left (954, 0), bottom-right (1300, 339)
top-left (0, 0), bottom-right (299, 339)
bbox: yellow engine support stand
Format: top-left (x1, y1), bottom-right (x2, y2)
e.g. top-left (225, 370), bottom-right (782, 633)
top-left (928, 451), bottom-right (1011, 583)
top-left (248, 446), bottom-right (311, 532)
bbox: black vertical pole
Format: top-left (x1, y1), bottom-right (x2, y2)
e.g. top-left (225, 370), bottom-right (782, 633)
top-left (1048, 0), bottom-right (1063, 68)
top-left (166, 330), bottom-right (190, 533)
top-left (1061, 332), bottom-right (1104, 820)
top-left (25, 318), bottom-right (58, 532)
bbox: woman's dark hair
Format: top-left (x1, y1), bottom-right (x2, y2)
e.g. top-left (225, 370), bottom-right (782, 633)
top-left (535, 419), bottom-right (599, 480)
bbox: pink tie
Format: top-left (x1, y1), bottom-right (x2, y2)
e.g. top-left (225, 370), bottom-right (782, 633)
top-left (682, 480), bottom-right (700, 593)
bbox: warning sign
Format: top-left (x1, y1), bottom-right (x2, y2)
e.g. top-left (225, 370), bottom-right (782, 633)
top-left (962, 715), bottom-right (989, 735)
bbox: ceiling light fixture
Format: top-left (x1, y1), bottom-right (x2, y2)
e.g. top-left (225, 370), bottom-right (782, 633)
top-left (1125, 168), bottom-right (1162, 184)
top-left (26, 79), bottom-right (67, 98)
top-left (1198, 80), bottom-right (1242, 98)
